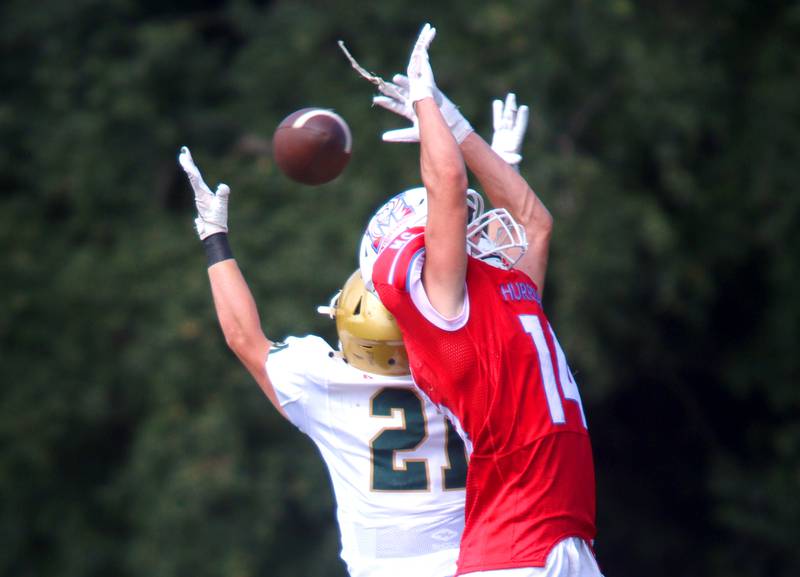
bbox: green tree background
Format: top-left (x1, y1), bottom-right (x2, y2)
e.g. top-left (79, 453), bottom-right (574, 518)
top-left (2, 1), bottom-right (798, 576)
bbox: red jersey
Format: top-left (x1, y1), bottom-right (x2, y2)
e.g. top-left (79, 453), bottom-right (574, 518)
top-left (372, 228), bottom-right (596, 575)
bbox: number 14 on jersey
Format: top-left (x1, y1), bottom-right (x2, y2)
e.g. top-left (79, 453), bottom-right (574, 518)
top-left (519, 314), bottom-right (587, 428)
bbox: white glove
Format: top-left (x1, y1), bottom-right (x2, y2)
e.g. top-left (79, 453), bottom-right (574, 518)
top-left (406, 23), bottom-right (438, 104)
top-left (372, 74), bottom-right (418, 142)
top-left (178, 146), bottom-right (230, 240)
top-left (490, 93), bottom-right (529, 167)
top-left (373, 74), bottom-right (474, 144)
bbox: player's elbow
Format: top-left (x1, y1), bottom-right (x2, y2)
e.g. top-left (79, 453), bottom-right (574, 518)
top-left (521, 205), bottom-right (552, 261)
top-left (226, 327), bottom-right (271, 374)
top-left (528, 216), bottom-right (552, 250)
top-left (423, 158), bottom-right (468, 198)
top-left (441, 162), bottom-right (468, 194)
top-left (538, 208), bottom-right (554, 239)
top-left (222, 324), bottom-right (255, 358)
top-left (522, 194), bottom-right (553, 242)
top-left (223, 334), bottom-right (246, 360)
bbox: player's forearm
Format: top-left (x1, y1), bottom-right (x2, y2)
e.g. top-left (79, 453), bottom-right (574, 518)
top-left (461, 132), bottom-right (553, 290)
top-left (461, 132), bottom-right (552, 233)
top-left (416, 97), bottom-right (469, 316)
top-left (417, 98), bottom-right (468, 200)
top-left (207, 258), bottom-right (271, 361)
top-left (207, 257), bottom-right (286, 415)
top-left (179, 148), bottom-right (284, 414)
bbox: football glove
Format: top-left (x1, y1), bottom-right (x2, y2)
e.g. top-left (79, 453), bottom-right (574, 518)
top-left (406, 23), bottom-right (438, 104)
top-left (373, 74), bottom-right (473, 144)
top-left (490, 93), bottom-right (529, 168)
top-left (178, 146), bottom-right (230, 240)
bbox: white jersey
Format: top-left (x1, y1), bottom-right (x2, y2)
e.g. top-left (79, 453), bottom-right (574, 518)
top-left (266, 335), bottom-right (467, 577)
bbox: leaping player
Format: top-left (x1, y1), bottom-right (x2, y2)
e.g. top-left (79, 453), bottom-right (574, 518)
top-left (178, 146), bottom-right (467, 577)
top-left (358, 24), bottom-right (604, 577)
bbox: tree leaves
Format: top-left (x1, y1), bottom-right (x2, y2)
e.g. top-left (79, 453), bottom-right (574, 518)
top-left (2, 1), bottom-right (799, 576)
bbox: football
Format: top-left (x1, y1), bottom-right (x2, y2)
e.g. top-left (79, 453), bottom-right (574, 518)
top-left (272, 108), bottom-right (352, 185)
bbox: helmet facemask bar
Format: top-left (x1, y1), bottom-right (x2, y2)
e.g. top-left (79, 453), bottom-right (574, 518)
top-left (466, 189), bottom-right (485, 222)
top-left (466, 207), bottom-right (528, 270)
top-left (316, 290), bottom-right (341, 319)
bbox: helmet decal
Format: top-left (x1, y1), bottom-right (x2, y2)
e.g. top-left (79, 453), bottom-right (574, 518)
top-left (360, 187), bottom-right (428, 290)
top-left (366, 195), bottom-right (417, 253)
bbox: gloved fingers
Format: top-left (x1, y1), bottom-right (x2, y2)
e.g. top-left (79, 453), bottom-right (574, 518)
top-left (413, 23), bottom-right (436, 54)
top-left (407, 24), bottom-right (439, 103)
top-left (178, 146), bottom-right (212, 197)
top-left (514, 105), bottom-right (530, 139)
top-left (374, 85), bottom-right (405, 103)
top-left (409, 24), bottom-right (435, 76)
top-left (493, 99), bottom-right (504, 131)
top-left (373, 95), bottom-right (410, 117)
top-left (178, 146), bottom-right (201, 179)
top-left (382, 126), bottom-right (421, 143)
top-left (376, 77), bottom-right (406, 98)
top-left (503, 93), bottom-right (518, 126)
top-left (392, 74), bottom-right (410, 91)
top-left (178, 145), bottom-right (194, 170)
top-left (214, 183), bottom-right (230, 199)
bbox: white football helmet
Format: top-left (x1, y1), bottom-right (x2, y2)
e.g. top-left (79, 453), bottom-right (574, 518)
top-left (359, 187), bottom-right (527, 289)
top-left (359, 187), bottom-right (428, 290)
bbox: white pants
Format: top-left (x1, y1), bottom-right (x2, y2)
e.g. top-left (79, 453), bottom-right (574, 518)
top-left (460, 537), bottom-right (604, 577)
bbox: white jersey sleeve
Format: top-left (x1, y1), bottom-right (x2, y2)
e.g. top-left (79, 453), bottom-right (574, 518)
top-left (406, 249), bottom-right (470, 331)
top-left (266, 335), bottom-right (466, 577)
top-left (265, 335), bottom-right (332, 433)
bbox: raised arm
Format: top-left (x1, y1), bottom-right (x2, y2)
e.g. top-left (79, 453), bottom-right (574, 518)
top-left (178, 147), bottom-right (285, 416)
top-left (459, 95), bottom-right (552, 290)
top-left (407, 24), bottom-right (469, 318)
top-left (370, 78), bottom-right (552, 291)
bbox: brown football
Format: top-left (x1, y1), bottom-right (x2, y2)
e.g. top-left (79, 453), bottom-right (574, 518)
top-left (272, 108), bottom-right (352, 185)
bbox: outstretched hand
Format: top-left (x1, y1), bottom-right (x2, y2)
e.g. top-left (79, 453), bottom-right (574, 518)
top-left (344, 23), bottom-right (473, 144)
top-left (372, 74), bottom-right (419, 142)
top-left (406, 23), bottom-right (438, 104)
top-left (178, 146), bottom-right (230, 240)
top-left (490, 93), bottom-right (529, 167)
top-left (373, 73), bottom-right (473, 144)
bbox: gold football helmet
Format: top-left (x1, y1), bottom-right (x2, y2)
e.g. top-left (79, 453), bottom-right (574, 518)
top-left (319, 270), bottom-right (409, 375)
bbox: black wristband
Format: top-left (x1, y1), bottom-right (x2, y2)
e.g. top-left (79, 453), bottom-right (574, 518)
top-left (202, 233), bottom-right (234, 267)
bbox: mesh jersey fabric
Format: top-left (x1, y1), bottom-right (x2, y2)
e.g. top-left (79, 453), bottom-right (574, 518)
top-left (372, 230), bottom-right (597, 575)
top-left (266, 335), bottom-right (466, 577)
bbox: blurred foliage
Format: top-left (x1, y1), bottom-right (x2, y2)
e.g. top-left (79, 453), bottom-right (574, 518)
top-left (1, 0), bottom-right (799, 576)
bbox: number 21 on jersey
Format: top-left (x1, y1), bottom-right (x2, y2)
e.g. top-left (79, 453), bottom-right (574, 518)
top-left (369, 388), bottom-right (468, 492)
top-left (519, 314), bottom-right (588, 428)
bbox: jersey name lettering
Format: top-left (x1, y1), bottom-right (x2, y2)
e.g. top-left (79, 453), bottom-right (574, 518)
top-left (499, 281), bottom-right (541, 303)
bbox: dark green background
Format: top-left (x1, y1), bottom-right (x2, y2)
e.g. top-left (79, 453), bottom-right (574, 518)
top-left (2, 1), bottom-right (798, 576)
